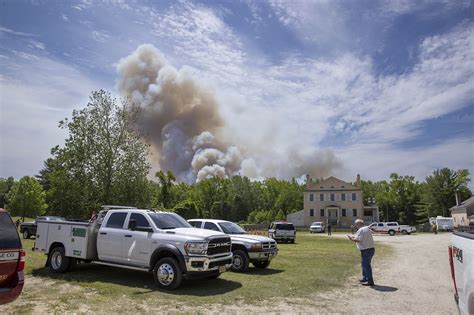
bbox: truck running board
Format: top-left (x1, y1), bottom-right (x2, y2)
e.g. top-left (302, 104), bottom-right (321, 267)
top-left (93, 261), bottom-right (150, 272)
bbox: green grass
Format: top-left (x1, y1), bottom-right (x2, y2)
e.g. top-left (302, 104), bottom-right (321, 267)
top-left (17, 233), bottom-right (391, 311)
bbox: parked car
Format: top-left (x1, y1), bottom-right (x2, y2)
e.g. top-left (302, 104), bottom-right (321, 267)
top-left (188, 219), bottom-right (278, 272)
top-left (20, 216), bottom-right (65, 239)
top-left (0, 209), bottom-right (25, 305)
top-left (449, 230), bottom-right (473, 315)
top-left (268, 221), bottom-right (296, 243)
top-left (369, 222), bottom-right (416, 235)
top-left (309, 222), bottom-right (325, 233)
top-left (33, 206), bottom-right (233, 290)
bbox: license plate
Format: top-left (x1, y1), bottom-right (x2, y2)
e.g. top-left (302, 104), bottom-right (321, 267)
top-left (219, 266), bottom-right (226, 273)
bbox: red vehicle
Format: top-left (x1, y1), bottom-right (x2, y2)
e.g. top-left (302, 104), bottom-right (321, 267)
top-left (0, 209), bottom-right (25, 304)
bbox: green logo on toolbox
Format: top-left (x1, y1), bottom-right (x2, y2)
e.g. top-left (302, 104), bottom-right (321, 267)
top-left (72, 227), bottom-right (86, 237)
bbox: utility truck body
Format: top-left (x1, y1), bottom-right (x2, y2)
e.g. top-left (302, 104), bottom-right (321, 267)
top-left (33, 207), bottom-right (233, 290)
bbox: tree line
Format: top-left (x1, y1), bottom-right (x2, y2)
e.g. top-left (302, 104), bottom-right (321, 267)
top-left (1, 90), bottom-right (471, 225)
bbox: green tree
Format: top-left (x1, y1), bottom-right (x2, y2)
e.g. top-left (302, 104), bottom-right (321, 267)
top-left (155, 170), bottom-right (177, 209)
top-left (417, 168), bottom-right (471, 220)
top-left (172, 200), bottom-right (198, 219)
top-left (275, 209), bottom-right (286, 221)
top-left (6, 176), bottom-right (47, 220)
top-left (44, 90), bottom-right (152, 217)
top-left (0, 176), bottom-right (15, 208)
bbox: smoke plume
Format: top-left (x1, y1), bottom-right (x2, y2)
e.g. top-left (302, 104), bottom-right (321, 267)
top-left (117, 44), bottom-right (341, 182)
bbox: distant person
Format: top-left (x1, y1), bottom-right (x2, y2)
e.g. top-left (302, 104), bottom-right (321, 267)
top-left (327, 223), bottom-right (332, 236)
top-left (350, 224), bottom-right (355, 234)
top-left (15, 219), bottom-right (20, 230)
top-left (347, 219), bottom-right (375, 286)
top-left (432, 223), bottom-right (438, 234)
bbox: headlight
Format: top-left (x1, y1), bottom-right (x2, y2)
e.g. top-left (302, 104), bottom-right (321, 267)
top-left (184, 242), bottom-right (208, 255)
top-left (250, 243), bottom-right (263, 251)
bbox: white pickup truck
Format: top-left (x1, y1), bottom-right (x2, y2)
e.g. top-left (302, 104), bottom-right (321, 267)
top-left (33, 207), bottom-right (233, 290)
top-left (368, 222), bottom-right (416, 235)
top-left (449, 231), bottom-right (473, 315)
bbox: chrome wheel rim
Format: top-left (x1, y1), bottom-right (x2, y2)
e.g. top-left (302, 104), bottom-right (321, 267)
top-left (23, 231), bottom-right (28, 238)
top-left (233, 255), bottom-right (242, 269)
top-left (51, 251), bottom-right (62, 270)
top-left (158, 263), bottom-right (175, 286)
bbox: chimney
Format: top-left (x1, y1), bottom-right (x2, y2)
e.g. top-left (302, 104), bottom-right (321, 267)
top-left (455, 191), bottom-right (460, 206)
top-left (306, 174), bottom-right (311, 187)
top-left (356, 174), bottom-right (361, 188)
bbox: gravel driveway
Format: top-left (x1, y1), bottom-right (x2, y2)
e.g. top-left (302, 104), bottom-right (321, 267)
top-left (322, 232), bottom-right (458, 314)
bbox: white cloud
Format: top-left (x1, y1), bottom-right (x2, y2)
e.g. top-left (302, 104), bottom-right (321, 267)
top-left (336, 137), bottom-right (474, 188)
top-left (0, 55), bottom-right (106, 178)
top-left (142, 3), bottom-right (473, 181)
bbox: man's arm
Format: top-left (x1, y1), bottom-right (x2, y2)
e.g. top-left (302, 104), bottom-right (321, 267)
top-left (347, 234), bottom-right (359, 242)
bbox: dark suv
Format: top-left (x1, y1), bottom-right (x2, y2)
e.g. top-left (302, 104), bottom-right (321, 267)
top-left (0, 209), bottom-right (25, 304)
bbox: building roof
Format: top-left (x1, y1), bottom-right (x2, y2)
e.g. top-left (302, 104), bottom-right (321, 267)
top-left (306, 176), bottom-right (359, 191)
top-left (450, 196), bottom-right (474, 211)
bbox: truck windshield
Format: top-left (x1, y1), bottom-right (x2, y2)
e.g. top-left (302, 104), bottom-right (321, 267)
top-left (219, 222), bottom-right (247, 234)
top-left (149, 213), bottom-right (191, 229)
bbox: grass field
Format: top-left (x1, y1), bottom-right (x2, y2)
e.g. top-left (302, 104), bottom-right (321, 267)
top-left (8, 232), bottom-right (391, 313)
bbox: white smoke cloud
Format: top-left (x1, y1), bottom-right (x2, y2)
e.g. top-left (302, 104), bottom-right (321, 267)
top-left (116, 44), bottom-right (341, 182)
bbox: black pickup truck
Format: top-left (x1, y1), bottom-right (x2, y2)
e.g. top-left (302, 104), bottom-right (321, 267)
top-left (19, 216), bottom-right (65, 239)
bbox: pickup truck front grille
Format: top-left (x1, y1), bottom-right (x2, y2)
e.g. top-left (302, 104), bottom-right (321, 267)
top-left (207, 237), bottom-right (231, 256)
top-left (262, 242), bottom-right (277, 250)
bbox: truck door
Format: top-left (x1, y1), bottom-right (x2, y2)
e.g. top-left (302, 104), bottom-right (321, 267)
top-left (97, 212), bottom-right (128, 263)
top-left (121, 213), bottom-right (153, 267)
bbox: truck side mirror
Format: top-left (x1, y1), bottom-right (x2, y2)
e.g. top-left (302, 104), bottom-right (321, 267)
top-left (129, 219), bottom-right (137, 231)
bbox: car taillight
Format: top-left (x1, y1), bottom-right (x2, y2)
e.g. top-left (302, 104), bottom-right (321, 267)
top-left (448, 246), bottom-right (458, 298)
top-left (17, 249), bottom-right (26, 271)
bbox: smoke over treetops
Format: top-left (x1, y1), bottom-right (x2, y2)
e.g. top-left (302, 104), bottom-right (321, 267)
top-left (116, 44), bottom-right (341, 182)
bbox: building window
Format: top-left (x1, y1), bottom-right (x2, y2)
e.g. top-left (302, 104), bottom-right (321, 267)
top-left (341, 193), bottom-right (346, 201)
top-left (309, 194), bottom-right (314, 201)
top-left (320, 194), bottom-right (324, 201)
top-left (310, 209), bottom-right (314, 216)
top-left (330, 193), bottom-right (335, 201)
top-left (320, 209), bottom-right (325, 217)
top-left (352, 193), bottom-right (357, 201)
top-left (342, 209), bottom-right (346, 217)
top-left (352, 209), bottom-right (357, 217)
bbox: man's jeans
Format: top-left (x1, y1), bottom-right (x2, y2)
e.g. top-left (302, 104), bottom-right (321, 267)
top-left (360, 248), bottom-right (375, 283)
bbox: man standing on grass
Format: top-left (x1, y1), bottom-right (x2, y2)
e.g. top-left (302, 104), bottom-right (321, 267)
top-left (347, 219), bottom-right (375, 286)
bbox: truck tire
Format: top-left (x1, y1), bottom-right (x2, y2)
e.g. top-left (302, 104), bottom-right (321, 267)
top-left (253, 260), bottom-right (270, 269)
top-left (388, 230), bottom-right (395, 236)
top-left (49, 247), bottom-right (71, 273)
top-left (231, 250), bottom-right (249, 272)
top-left (153, 257), bottom-right (183, 290)
top-left (401, 230), bottom-right (408, 235)
top-left (23, 230), bottom-right (30, 239)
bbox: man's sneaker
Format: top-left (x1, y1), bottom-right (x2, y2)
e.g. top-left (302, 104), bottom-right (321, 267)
top-left (359, 279), bottom-right (368, 283)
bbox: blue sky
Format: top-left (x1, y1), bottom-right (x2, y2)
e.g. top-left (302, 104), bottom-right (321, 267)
top-left (0, 0), bottom-right (473, 186)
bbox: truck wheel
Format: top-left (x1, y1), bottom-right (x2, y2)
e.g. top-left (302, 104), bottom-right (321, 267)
top-left (153, 257), bottom-right (183, 290)
top-left (289, 239), bottom-right (295, 244)
top-left (253, 260), bottom-right (270, 269)
top-left (388, 230), bottom-right (395, 236)
top-left (49, 247), bottom-right (71, 273)
top-left (401, 230), bottom-right (408, 235)
top-left (23, 230), bottom-right (30, 239)
top-left (231, 250), bottom-right (249, 272)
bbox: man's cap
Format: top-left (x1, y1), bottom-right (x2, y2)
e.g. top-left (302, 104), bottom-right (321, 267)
top-left (354, 219), bottom-right (364, 224)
